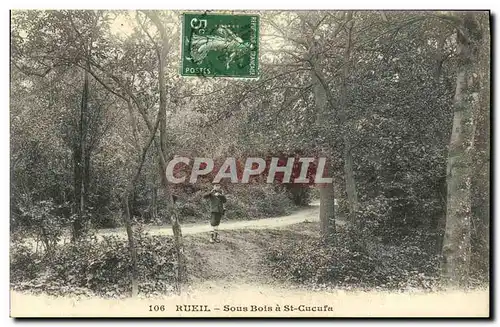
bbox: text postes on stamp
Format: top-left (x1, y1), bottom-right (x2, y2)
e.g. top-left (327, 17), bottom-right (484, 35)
top-left (181, 13), bottom-right (259, 78)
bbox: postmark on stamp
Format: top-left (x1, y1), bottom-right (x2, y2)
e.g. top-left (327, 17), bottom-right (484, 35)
top-left (181, 13), bottom-right (259, 78)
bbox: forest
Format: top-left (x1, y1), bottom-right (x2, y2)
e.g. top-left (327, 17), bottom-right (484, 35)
top-left (10, 10), bottom-right (490, 298)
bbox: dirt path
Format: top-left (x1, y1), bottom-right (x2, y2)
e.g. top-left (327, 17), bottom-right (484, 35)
top-left (19, 200), bottom-right (325, 250)
top-left (171, 201), bottom-right (325, 285)
top-left (99, 200), bottom-right (330, 238)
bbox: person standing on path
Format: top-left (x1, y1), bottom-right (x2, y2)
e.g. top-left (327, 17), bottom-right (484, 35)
top-left (203, 183), bottom-right (227, 243)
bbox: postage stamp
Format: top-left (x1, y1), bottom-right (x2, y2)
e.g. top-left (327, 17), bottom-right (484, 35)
top-left (181, 13), bottom-right (259, 78)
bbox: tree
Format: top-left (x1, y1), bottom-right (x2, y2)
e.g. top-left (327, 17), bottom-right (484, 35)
top-left (440, 12), bottom-right (486, 287)
top-left (142, 10), bottom-right (186, 294)
top-left (470, 13), bottom-right (490, 277)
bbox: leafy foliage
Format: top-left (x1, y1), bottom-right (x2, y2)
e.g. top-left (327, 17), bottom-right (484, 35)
top-left (15, 197), bottom-right (71, 253)
top-left (11, 231), bottom-right (177, 297)
top-left (266, 225), bottom-right (441, 290)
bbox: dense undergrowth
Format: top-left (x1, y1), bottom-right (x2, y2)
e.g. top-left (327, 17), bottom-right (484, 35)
top-left (11, 230), bottom-right (177, 298)
top-left (264, 225), bottom-right (488, 291)
top-left (11, 220), bottom-right (487, 298)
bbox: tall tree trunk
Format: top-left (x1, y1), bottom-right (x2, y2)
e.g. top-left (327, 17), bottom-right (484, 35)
top-left (123, 192), bottom-right (139, 296)
top-left (319, 181), bottom-right (336, 242)
top-left (339, 12), bottom-right (360, 236)
top-left (127, 99), bottom-right (141, 153)
top-left (151, 182), bottom-right (158, 222)
top-left (83, 144), bottom-right (91, 210)
top-left (470, 89), bottom-right (489, 276)
top-left (307, 12), bottom-right (359, 243)
top-left (431, 31), bottom-right (449, 253)
top-left (122, 111), bottom-right (162, 297)
top-left (441, 12), bottom-right (483, 287)
top-left (470, 15), bottom-right (490, 278)
top-left (72, 139), bottom-right (82, 240)
top-left (146, 11), bottom-right (185, 295)
top-left (72, 61), bottom-right (89, 241)
top-left (310, 49), bottom-right (335, 243)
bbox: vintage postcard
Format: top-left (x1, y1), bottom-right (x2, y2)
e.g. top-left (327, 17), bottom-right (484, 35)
top-left (9, 9), bottom-right (490, 318)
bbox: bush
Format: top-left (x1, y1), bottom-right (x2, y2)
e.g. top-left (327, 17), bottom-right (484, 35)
top-left (10, 231), bottom-right (177, 297)
top-left (249, 186), bottom-right (291, 216)
top-left (226, 185), bottom-right (297, 219)
top-left (16, 197), bottom-right (71, 254)
top-left (10, 242), bottom-right (45, 283)
top-left (167, 184), bottom-right (298, 223)
top-left (265, 225), bottom-right (441, 291)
